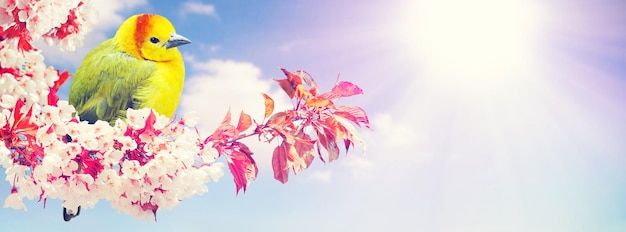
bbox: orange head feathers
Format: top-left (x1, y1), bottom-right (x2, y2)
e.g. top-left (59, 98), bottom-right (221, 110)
top-left (114, 13), bottom-right (191, 61)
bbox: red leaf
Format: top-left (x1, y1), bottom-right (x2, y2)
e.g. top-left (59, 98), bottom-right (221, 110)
top-left (2, 21), bottom-right (35, 51)
top-left (293, 133), bottom-right (315, 174)
top-left (335, 106), bottom-right (370, 128)
top-left (284, 143), bottom-right (301, 172)
top-left (274, 78), bottom-right (295, 99)
top-left (47, 92), bottom-right (60, 108)
top-left (324, 135), bottom-right (340, 162)
top-left (318, 92), bottom-right (341, 102)
top-left (12, 98), bottom-right (27, 126)
top-left (333, 111), bottom-right (358, 125)
top-left (76, 149), bottom-right (104, 180)
top-left (266, 111), bottom-right (296, 143)
top-left (334, 124), bottom-right (351, 152)
top-left (55, 70), bottom-right (72, 88)
top-left (327, 118), bottom-right (347, 145)
top-left (314, 144), bottom-right (325, 163)
top-left (272, 142), bottom-right (290, 183)
top-left (12, 99), bottom-right (38, 135)
top-left (138, 201), bottom-right (159, 222)
top-left (43, 3), bottom-right (83, 40)
top-left (316, 126), bottom-right (339, 162)
top-left (281, 68), bottom-right (303, 87)
top-left (0, 66), bottom-right (20, 77)
top-left (335, 115), bottom-right (367, 154)
top-left (304, 96), bottom-right (333, 108)
top-left (294, 84), bottom-right (312, 99)
top-left (331, 81), bottom-right (363, 97)
top-left (277, 68), bottom-right (319, 99)
top-left (228, 150), bottom-right (258, 194)
top-left (136, 110), bottom-right (160, 137)
top-left (294, 70), bottom-right (319, 96)
top-left (210, 124), bottom-right (237, 141)
top-left (326, 140), bottom-right (340, 162)
top-left (48, 70), bottom-right (72, 106)
top-left (220, 109), bottom-right (232, 125)
top-left (211, 110), bottom-right (236, 141)
top-left (261, 93), bottom-right (274, 119)
top-left (343, 137), bottom-right (352, 152)
top-left (236, 111), bottom-right (251, 133)
top-left (234, 142), bottom-right (254, 158)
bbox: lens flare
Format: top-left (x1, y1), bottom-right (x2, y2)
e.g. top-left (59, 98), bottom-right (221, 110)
top-left (411, 0), bottom-right (542, 81)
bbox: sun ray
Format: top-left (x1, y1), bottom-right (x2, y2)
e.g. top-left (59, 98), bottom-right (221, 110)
top-left (414, 0), bottom-right (541, 80)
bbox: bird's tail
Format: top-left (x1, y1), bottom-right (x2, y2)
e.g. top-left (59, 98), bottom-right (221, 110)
top-left (63, 206), bottom-right (81, 222)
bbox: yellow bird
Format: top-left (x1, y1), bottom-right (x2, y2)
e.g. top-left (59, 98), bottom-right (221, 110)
top-left (65, 13), bottom-right (191, 221)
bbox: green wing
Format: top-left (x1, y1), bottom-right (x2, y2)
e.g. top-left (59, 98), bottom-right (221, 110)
top-left (69, 39), bottom-right (157, 124)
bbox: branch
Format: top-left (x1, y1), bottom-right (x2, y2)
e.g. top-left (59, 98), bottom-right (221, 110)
top-left (0, 1), bottom-right (370, 221)
top-left (207, 68), bottom-right (370, 189)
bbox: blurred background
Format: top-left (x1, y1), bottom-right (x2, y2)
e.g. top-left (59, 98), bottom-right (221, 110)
top-left (2, 0), bottom-right (626, 231)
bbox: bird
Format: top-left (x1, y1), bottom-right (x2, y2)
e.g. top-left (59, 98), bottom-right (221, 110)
top-left (64, 13), bottom-right (191, 221)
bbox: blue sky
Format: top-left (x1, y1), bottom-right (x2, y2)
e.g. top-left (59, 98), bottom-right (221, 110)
top-left (2, 0), bottom-right (626, 231)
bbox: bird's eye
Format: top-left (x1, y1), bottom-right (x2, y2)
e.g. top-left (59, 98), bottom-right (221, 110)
top-left (149, 37), bottom-right (160, 44)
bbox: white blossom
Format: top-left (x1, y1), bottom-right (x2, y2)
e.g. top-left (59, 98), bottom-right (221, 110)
top-left (0, 2), bottom-right (225, 220)
top-left (3, 193), bottom-right (27, 211)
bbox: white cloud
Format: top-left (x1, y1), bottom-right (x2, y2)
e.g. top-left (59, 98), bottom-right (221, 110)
top-left (90, 0), bottom-right (149, 31)
top-left (351, 112), bottom-right (432, 175)
top-left (307, 170), bottom-right (333, 183)
top-left (180, 2), bottom-right (218, 18)
top-left (207, 44), bottom-right (221, 53)
top-left (372, 113), bottom-right (424, 148)
top-left (180, 58), bottom-right (292, 170)
top-left (341, 156), bottom-right (374, 180)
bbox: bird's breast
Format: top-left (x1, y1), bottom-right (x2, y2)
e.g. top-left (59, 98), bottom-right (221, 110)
top-left (135, 60), bottom-right (185, 117)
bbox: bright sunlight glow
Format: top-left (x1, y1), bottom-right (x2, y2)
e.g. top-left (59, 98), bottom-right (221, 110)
top-left (410, 0), bottom-right (542, 80)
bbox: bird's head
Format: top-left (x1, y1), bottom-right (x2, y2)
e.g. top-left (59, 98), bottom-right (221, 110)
top-left (115, 14), bottom-right (191, 61)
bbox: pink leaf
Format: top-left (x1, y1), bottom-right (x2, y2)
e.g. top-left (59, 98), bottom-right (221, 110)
top-left (273, 78), bottom-right (296, 99)
top-left (335, 105), bottom-right (370, 129)
top-left (331, 81), bottom-right (363, 97)
top-left (236, 111), bottom-right (252, 133)
top-left (228, 150), bottom-right (258, 194)
top-left (272, 142), bottom-right (290, 183)
top-left (316, 126), bottom-right (339, 162)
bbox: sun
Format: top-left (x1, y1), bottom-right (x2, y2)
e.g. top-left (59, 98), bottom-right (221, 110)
top-left (396, 0), bottom-right (542, 81)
